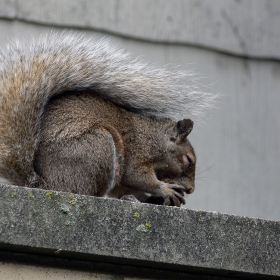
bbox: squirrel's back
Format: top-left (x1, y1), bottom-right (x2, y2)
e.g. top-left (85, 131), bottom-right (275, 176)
top-left (0, 32), bottom-right (216, 185)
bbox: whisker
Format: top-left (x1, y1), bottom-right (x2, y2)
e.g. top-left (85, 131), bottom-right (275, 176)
top-left (196, 164), bottom-right (214, 175)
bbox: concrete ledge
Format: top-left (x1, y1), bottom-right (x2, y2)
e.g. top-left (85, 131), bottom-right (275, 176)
top-left (0, 184), bottom-right (279, 279)
top-left (0, 0), bottom-right (279, 59)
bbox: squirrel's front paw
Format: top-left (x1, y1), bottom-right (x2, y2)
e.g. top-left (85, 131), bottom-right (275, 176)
top-left (155, 183), bottom-right (186, 207)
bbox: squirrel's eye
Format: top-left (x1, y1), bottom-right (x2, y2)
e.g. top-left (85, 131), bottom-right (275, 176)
top-left (186, 153), bottom-right (196, 169)
top-left (186, 154), bottom-right (192, 165)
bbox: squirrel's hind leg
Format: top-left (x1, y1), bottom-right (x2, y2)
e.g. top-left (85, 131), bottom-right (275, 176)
top-left (33, 128), bottom-right (118, 196)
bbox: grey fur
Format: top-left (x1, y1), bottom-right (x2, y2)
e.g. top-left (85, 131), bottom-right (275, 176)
top-left (0, 32), bottom-right (216, 185)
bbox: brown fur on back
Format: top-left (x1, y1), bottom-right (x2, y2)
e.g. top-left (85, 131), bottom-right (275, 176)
top-left (33, 92), bottom-right (196, 205)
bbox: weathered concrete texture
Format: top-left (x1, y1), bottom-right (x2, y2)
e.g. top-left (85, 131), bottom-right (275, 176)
top-left (0, 184), bottom-right (279, 279)
top-left (0, 0), bottom-right (279, 59)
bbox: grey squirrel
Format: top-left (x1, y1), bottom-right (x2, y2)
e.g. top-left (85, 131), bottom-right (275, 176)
top-left (0, 32), bottom-right (216, 206)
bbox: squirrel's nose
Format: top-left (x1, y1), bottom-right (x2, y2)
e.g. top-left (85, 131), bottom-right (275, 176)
top-left (186, 186), bottom-right (194, 194)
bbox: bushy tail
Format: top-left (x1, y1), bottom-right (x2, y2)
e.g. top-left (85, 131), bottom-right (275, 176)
top-left (0, 32), bottom-right (217, 185)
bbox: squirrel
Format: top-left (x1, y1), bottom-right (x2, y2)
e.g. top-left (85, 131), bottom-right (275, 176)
top-left (0, 32), bottom-right (216, 207)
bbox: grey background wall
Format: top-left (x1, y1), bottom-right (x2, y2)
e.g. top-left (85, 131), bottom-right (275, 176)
top-left (0, 0), bottom-right (279, 221)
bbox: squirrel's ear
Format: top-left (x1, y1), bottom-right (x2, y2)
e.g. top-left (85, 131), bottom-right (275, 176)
top-left (175, 119), bottom-right (194, 142)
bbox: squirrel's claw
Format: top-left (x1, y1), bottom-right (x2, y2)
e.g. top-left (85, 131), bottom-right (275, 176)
top-left (170, 186), bottom-right (186, 206)
top-left (157, 183), bottom-right (186, 207)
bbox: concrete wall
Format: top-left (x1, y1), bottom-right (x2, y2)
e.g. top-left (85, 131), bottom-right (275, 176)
top-left (0, 0), bottom-right (279, 221)
top-left (1, 184), bottom-right (279, 279)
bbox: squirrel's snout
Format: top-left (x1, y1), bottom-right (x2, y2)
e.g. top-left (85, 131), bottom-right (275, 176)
top-left (185, 185), bottom-right (195, 194)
